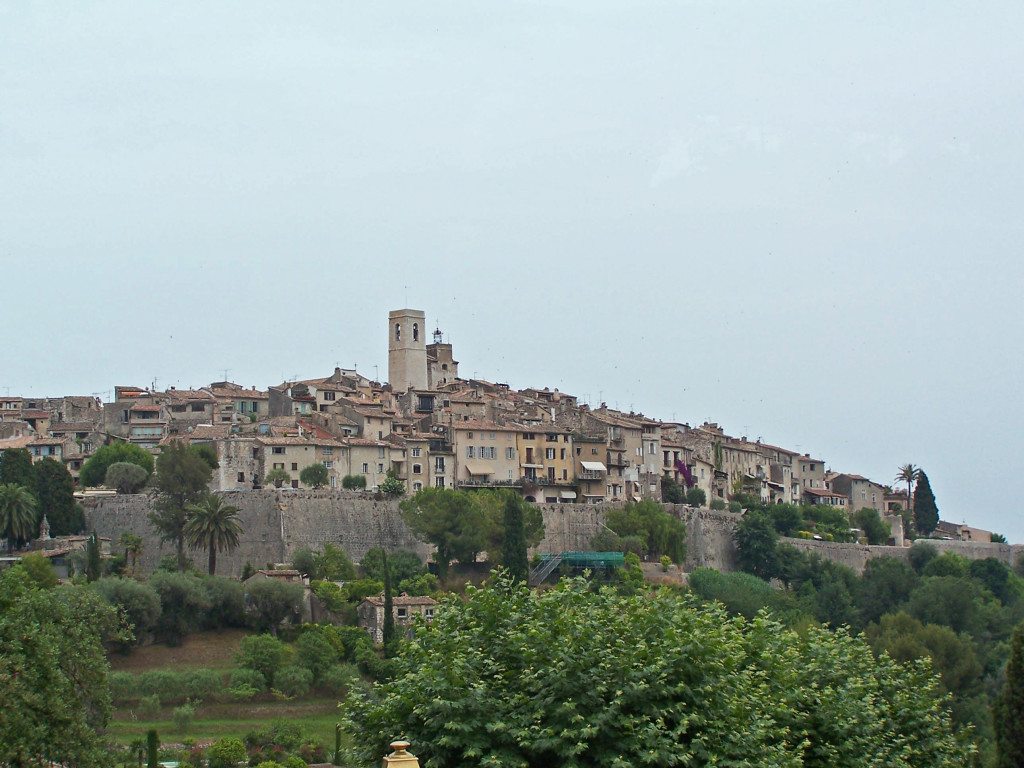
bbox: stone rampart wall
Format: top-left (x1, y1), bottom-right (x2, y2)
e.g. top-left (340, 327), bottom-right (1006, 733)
top-left (83, 491), bottom-right (1019, 578)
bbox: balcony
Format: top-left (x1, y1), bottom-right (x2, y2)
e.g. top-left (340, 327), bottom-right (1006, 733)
top-left (606, 454), bottom-right (628, 468)
top-left (580, 470), bottom-right (603, 480)
top-left (521, 476), bottom-right (573, 487)
top-left (456, 478), bottom-right (524, 489)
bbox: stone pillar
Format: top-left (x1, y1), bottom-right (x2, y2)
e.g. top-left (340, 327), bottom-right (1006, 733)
top-left (382, 740), bottom-right (420, 767)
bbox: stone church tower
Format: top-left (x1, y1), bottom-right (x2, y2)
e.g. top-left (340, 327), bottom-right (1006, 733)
top-left (388, 309), bottom-right (428, 392)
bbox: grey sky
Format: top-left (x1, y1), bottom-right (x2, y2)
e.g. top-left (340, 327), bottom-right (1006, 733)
top-left (2, 3), bottom-right (1022, 539)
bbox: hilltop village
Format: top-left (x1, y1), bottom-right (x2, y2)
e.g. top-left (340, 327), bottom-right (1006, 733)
top-left (0, 308), bottom-right (991, 544)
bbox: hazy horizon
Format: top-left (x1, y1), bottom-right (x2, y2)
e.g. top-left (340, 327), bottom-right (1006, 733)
top-left (2, 2), bottom-right (1022, 539)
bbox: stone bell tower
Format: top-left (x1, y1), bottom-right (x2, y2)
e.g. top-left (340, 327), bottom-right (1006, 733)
top-left (388, 309), bottom-right (428, 392)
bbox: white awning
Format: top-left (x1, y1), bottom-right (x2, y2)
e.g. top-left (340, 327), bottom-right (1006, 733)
top-left (632, 495), bottom-right (642, 502)
top-left (522, 463), bottom-right (545, 469)
top-left (463, 459), bottom-right (493, 475)
top-left (581, 461), bottom-right (607, 472)
top-left (560, 491), bottom-right (577, 499)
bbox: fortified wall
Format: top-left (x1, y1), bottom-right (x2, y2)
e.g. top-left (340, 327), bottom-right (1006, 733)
top-left (82, 491), bottom-right (1018, 577)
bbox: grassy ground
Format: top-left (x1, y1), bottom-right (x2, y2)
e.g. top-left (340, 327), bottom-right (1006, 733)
top-left (109, 629), bottom-right (248, 673)
top-left (106, 697), bottom-right (341, 747)
top-left (107, 630), bottom-right (343, 749)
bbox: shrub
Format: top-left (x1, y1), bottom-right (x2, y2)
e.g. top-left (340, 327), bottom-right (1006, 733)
top-left (274, 666), bottom-right (313, 697)
top-left (201, 576), bottom-right (246, 629)
top-left (245, 578), bottom-right (304, 633)
top-left (79, 442), bottom-right (153, 487)
top-left (229, 667), bottom-right (267, 691)
top-left (236, 634), bottom-right (290, 687)
top-left (183, 668), bottom-right (222, 700)
top-left (138, 669), bottom-right (181, 700)
top-left (91, 577), bottom-right (162, 646)
top-left (727, 500), bottom-right (742, 513)
top-left (282, 757), bottom-right (308, 768)
top-left (255, 762), bottom-right (283, 768)
top-left (684, 487), bottom-right (707, 507)
top-left (207, 737), bottom-right (247, 768)
top-left (105, 461), bottom-right (150, 494)
top-left (341, 475), bottom-right (366, 490)
top-left (710, 498), bottom-right (726, 510)
top-left (660, 555), bottom-right (671, 572)
top-left (173, 702), bottom-right (195, 734)
top-left (909, 542), bottom-right (938, 574)
top-left (138, 694), bottom-right (162, 718)
top-left (295, 629), bottom-right (340, 682)
top-left (319, 664), bottom-right (357, 696)
top-left (299, 463), bottom-right (329, 489)
top-left (109, 671), bottom-right (136, 702)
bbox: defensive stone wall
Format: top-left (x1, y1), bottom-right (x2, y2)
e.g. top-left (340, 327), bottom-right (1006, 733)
top-left (82, 491), bottom-right (1019, 578)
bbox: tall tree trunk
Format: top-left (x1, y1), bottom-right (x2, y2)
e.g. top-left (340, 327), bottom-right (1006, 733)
top-left (176, 535), bottom-right (186, 572)
top-left (208, 545), bottom-right (216, 576)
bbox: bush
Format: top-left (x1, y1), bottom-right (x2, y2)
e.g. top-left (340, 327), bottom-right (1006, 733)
top-left (138, 694), bottom-right (162, 718)
top-left (183, 668), bottom-right (222, 700)
top-left (236, 634), bottom-right (290, 687)
top-left (319, 664), bottom-right (357, 696)
top-left (341, 475), bottom-right (366, 490)
top-left (173, 702), bottom-right (195, 734)
top-left (295, 629), bottom-right (340, 682)
top-left (109, 671), bottom-right (136, 703)
top-left (138, 669), bottom-right (182, 700)
top-left (200, 575), bottom-right (247, 629)
top-left (274, 666), bottom-right (313, 697)
top-left (105, 461), bottom-right (150, 494)
top-left (229, 667), bottom-right (267, 691)
top-left (91, 577), bottom-right (162, 646)
top-left (79, 442), bottom-right (153, 487)
top-left (299, 463), bottom-right (329, 489)
top-left (282, 757), bottom-right (308, 768)
top-left (255, 762), bottom-right (283, 768)
top-left (245, 578), bottom-right (304, 633)
top-left (207, 737), bottom-right (247, 768)
top-left (909, 542), bottom-right (938, 574)
top-left (148, 570), bottom-right (211, 645)
top-left (685, 487), bottom-right (707, 507)
top-left (710, 498), bottom-right (726, 510)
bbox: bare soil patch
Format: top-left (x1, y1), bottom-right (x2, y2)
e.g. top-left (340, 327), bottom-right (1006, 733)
top-left (110, 628), bottom-right (249, 672)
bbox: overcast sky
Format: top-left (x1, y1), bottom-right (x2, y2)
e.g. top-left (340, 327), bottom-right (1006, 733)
top-left (2, 2), bottom-right (1022, 539)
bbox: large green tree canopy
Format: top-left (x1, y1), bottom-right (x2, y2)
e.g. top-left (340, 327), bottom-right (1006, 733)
top-left (340, 575), bottom-right (970, 767)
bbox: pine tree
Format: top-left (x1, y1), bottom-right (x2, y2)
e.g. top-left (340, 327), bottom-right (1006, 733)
top-left (501, 493), bottom-right (529, 582)
top-left (913, 471), bottom-right (939, 536)
top-left (995, 623), bottom-right (1024, 767)
top-left (34, 458), bottom-right (79, 535)
top-left (0, 448), bottom-right (35, 490)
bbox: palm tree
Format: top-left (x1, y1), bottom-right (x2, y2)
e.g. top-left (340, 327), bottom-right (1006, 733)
top-left (895, 464), bottom-right (920, 524)
top-left (0, 483), bottom-right (37, 552)
top-left (119, 532), bottom-right (144, 577)
top-left (183, 493), bottom-right (243, 575)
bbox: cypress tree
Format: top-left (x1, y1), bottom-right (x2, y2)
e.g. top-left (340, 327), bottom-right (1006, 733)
top-left (146, 729), bottom-right (159, 768)
top-left (501, 493), bottom-right (529, 582)
top-left (995, 623), bottom-right (1024, 767)
top-left (34, 458), bottom-right (78, 535)
top-left (382, 548), bottom-right (396, 653)
top-left (85, 532), bottom-right (102, 582)
top-left (913, 471), bottom-right (939, 536)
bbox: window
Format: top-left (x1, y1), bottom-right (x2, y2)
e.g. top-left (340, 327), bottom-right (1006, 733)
top-left (378, 431), bottom-right (383, 439)
top-left (467, 446), bottom-right (475, 458)
top-left (506, 447), bottom-right (515, 460)
top-left (545, 448), bottom-right (555, 460)
top-left (562, 469), bottom-right (568, 480)
top-left (591, 448), bottom-right (598, 455)
top-left (489, 447), bottom-right (496, 459)
top-left (435, 477), bottom-right (445, 488)
top-left (413, 482), bottom-right (422, 492)
top-left (273, 462), bottom-right (284, 470)
top-left (191, 403), bottom-right (205, 412)
top-left (377, 463), bottom-right (384, 473)
top-left (411, 447), bottom-right (421, 457)
top-left (251, 401), bottom-right (259, 413)
top-left (397, 607), bottom-right (408, 619)
top-left (324, 461), bottom-right (334, 469)
top-left (560, 448), bottom-right (566, 460)
top-left (291, 479), bottom-right (299, 489)
top-left (362, 462), bottom-right (369, 473)
top-left (467, 432), bottom-right (474, 439)
top-left (272, 446), bottom-right (285, 455)
top-left (291, 463), bottom-right (298, 471)
top-left (395, 323), bottom-right (401, 341)
top-left (413, 463), bottom-right (422, 474)
top-left (412, 323), bottom-right (419, 341)
top-left (547, 467), bottom-right (555, 481)
top-left (649, 443), bottom-right (656, 454)
top-left (378, 446), bottom-right (385, 458)
top-left (523, 432), bottom-right (535, 440)
top-left (237, 472), bottom-right (245, 482)
top-left (323, 391), bottom-right (335, 401)
top-left (435, 458), bottom-right (446, 472)
top-left (322, 447), bottom-right (333, 455)
top-left (424, 607), bottom-right (434, 618)
top-left (171, 404), bottom-right (186, 413)
top-left (489, 432), bottom-right (495, 439)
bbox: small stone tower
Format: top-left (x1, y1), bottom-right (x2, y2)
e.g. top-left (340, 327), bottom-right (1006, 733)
top-left (388, 308), bottom-right (428, 392)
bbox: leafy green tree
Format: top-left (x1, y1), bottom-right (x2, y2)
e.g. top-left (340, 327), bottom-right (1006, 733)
top-left (992, 532), bottom-right (1008, 543)
top-left (852, 507), bottom-right (890, 545)
top-left (660, 476), bottom-right (685, 504)
top-left (605, 499), bottom-right (686, 563)
top-left (150, 441), bottom-right (213, 571)
top-left (923, 552), bottom-right (969, 578)
top-left (907, 576), bottom-right (1001, 636)
top-left (733, 510), bottom-right (779, 580)
top-left (379, 472), bottom-right (405, 497)
top-left (361, 547), bottom-right (421, 584)
top-left (909, 541), bottom-right (938, 573)
top-left (34, 457), bottom-right (79, 535)
top-left (969, 557), bottom-right (1013, 604)
top-left (292, 547), bottom-right (318, 577)
top-left (148, 569), bottom-right (211, 644)
top-left (80, 442), bottom-right (153, 487)
top-left (857, 556), bottom-right (918, 625)
top-left (994, 622), bottom-right (1024, 768)
top-left (0, 447), bottom-right (35, 488)
top-left (299, 462), bottom-right (329, 489)
top-left (913, 470), bottom-right (939, 536)
top-left (91, 576), bottom-right (162, 646)
top-left (19, 551), bottom-right (58, 588)
top-left (245, 577), bottom-right (304, 634)
top-left (294, 628), bottom-right (340, 682)
top-left (235, 633), bottom-right (291, 687)
top-left (501, 493), bottom-right (529, 581)
top-left (0, 567), bottom-right (122, 768)
top-left (184, 493), bottom-right (243, 575)
top-left (474, 489), bottom-right (544, 563)
top-left (105, 461), bottom-right (150, 494)
top-left (400, 488), bottom-right (486, 578)
top-left (188, 443), bottom-right (219, 470)
top-left (0, 482), bottom-right (37, 550)
top-left (341, 474), bottom-right (367, 489)
top-left (768, 503), bottom-right (804, 536)
top-left (340, 574), bottom-right (968, 767)
top-left (119, 531), bottom-right (144, 577)
top-left (265, 467), bottom-right (291, 488)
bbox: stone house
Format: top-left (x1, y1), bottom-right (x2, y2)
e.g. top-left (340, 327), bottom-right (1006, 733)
top-left (358, 593), bottom-right (439, 644)
top-left (515, 425), bottom-right (576, 503)
top-left (829, 473), bottom-right (886, 514)
top-left (450, 420), bottom-right (521, 489)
